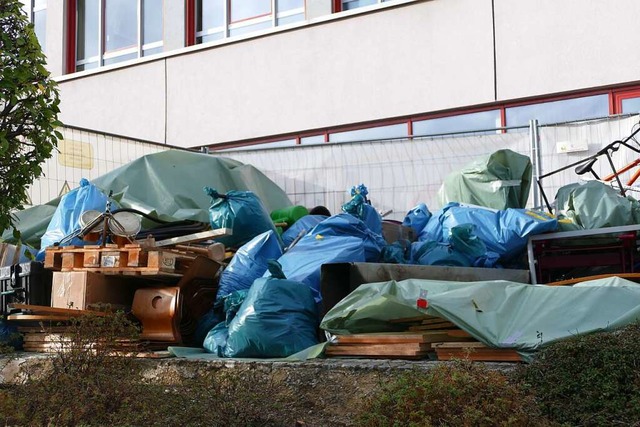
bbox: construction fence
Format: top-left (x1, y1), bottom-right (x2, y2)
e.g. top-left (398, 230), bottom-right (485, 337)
top-left (28, 115), bottom-right (640, 220)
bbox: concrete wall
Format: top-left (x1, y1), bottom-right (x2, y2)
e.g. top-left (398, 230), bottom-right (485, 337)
top-left (494, 0), bottom-right (640, 100)
top-left (54, 0), bottom-right (640, 147)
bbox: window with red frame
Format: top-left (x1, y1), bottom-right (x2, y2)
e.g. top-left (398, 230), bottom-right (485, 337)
top-left (73, 0), bottom-right (163, 72)
top-left (192, 0), bottom-right (304, 45)
top-left (614, 89), bottom-right (640, 115)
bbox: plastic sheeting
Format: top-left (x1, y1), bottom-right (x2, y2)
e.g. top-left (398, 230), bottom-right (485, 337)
top-left (205, 187), bottom-right (278, 249)
top-left (280, 215), bottom-right (327, 248)
top-left (555, 180), bottom-right (640, 229)
top-left (36, 179), bottom-right (110, 259)
top-left (309, 213), bottom-right (386, 262)
top-left (217, 230), bottom-right (282, 300)
top-left (224, 263), bottom-right (319, 358)
top-left (3, 150), bottom-right (292, 248)
top-left (402, 203), bottom-right (432, 236)
top-left (419, 203), bottom-right (557, 262)
top-left (438, 149), bottom-right (532, 210)
top-left (320, 276), bottom-right (640, 361)
top-left (275, 234), bottom-right (366, 303)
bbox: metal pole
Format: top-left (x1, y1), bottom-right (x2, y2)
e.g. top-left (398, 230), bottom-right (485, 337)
top-left (529, 119), bottom-right (541, 209)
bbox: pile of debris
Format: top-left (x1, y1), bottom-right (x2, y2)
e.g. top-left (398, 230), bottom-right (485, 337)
top-left (2, 148), bottom-right (640, 363)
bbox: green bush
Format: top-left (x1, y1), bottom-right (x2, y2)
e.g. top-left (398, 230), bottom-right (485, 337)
top-left (357, 360), bottom-right (547, 427)
top-left (0, 313), bottom-right (288, 426)
top-left (518, 323), bottom-right (640, 426)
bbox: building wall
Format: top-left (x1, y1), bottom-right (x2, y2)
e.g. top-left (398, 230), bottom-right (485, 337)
top-left (50, 0), bottom-right (640, 147)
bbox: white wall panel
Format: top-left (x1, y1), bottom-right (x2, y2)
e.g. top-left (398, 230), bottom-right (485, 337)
top-left (165, 0), bottom-right (495, 146)
top-left (57, 61), bottom-right (166, 143)
top-left (494, 0), bottom-right (640, 100)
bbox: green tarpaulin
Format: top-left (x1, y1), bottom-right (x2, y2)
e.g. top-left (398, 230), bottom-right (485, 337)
top-left (438, 149), bottom-right (532, 210)
top-left (3, 150), bottom-right (292, 248)
top-left (321, 277), bottom-right (640, 361)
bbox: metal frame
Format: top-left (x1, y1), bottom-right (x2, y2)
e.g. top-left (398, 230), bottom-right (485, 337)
top-left (526, 224), bottom-right (640, 285)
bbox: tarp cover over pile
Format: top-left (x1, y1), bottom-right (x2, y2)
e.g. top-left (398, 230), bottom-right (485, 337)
top-left (321, 277), bottom-right (640, 361)
top-left (2, 150), bottom-right (292, 248)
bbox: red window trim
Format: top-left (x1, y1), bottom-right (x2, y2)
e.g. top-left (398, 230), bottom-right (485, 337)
top-left (186, 0), bottom-right (195, 46)
top-left (65, 0), bottom-right (77, 74)
top-left (613, 89), bottom-right (640, 115)
top-left (333, 0), bottom-right (342, 13)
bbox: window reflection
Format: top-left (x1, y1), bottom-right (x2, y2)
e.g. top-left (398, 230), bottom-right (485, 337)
top-left (77, 0), bottom-right (99, 61)
top-left (329, 124), bottom-right (407, 143)
top-left (230, 0), bottom-right (271, 23)
top-left (622, 98), bottom-right (640, 114)
top-left (413, 110), bottom-right (501, 136)
top-left (506, 94), bottom-right (608, 127)
top-left (104, 0), bottom-right (137, 53)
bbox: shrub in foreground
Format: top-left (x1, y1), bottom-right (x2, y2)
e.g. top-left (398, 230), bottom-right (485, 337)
top-left (518, 323), bottom-right (640, 426)
top-left (358, 359), bottom-right (546, 427)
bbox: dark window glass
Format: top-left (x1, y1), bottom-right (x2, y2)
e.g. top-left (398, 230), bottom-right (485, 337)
top-left (77, 0), bottom-right (99, 61)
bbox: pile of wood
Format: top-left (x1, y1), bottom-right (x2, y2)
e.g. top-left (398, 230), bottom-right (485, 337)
top-left (325, 315), bottom-right (522, 362)
top-left (43, 228), bottom-right (231, 277)
top-left (8, 304), bottom-right (171, 358)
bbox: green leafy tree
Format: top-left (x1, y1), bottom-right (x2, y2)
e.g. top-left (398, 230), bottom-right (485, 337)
top-left (0, 0), bottom-right (61, 237)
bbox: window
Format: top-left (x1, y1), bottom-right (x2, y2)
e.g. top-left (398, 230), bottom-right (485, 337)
top-left (31, 0), bottom-right (47, 53)
top-left (505, 94), bottom-right (609, 128)
top-left (412, 110), bottom-right (501, 136)
top-left (614, 89), bottom-right (640, 115)
top-left (337, 0), bottom-right (390, 12)
top-left (74, 0), bottom-right (163, 71)
top-left (329, 123), bottom-right (407, 143)
top-left (194, 0), bottom-right (304, 44)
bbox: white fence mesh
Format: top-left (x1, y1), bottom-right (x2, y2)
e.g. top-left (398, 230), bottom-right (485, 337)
top-left (27, 116), bottom-right (640, 219)
top-left (215, 132), bottom-right (532, 221)
top-left (26, 127), bottom-right (169, 206)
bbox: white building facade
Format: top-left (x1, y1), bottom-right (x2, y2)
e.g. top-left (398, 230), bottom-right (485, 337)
top-left (18, 0), bottom-right (640, 150)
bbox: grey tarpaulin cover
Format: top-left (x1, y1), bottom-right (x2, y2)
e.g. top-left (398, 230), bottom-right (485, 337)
top-left (555, 180), bottom-right (640, 229)
top-left (438, 149), bottom-right (532, 210)
top-left (320, 277), bottom-right (640, 361)
top-left (2, 150), bottom-right (292, 248)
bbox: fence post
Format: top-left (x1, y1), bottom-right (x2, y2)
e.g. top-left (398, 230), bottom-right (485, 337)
top-left (529, 119), bottom-right (542, 209)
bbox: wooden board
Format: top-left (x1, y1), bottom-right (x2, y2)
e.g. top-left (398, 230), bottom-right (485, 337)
top-left (334, 331), bottom-right (475, 345)
top-left (9, 304), bottom-right (110, 317)
top-left (325, 343), bottom-right (429, 358)
top-left (152, 228), bottom-right (232, 247)
top-left (7, 314), bottom-right (72, 322)
top-left (546, 272), bottom-right (640, 287)
top-left (433, 341), bottom-right (489, 349)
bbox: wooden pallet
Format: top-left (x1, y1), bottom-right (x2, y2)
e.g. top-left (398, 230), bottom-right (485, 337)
top-left (325, 330), bottom-right (476, 360)
top-left (44, 244), bottom-right (193, 275)
top-left (433, 342), bottom-right (522, 362)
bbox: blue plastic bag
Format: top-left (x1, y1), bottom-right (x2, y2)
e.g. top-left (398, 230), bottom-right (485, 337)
top-left (224, 262), bottom-right (319, 358)
top-left (309, 213), bottom-right (386, 262)
top-left (402, 203), bottom-right (432, 236)
top-left (217, 230), bottom-right (283, 301)
top-left (204, 187), bottom-right (278, 249)
top-left (203, 290), bottom-right (248, 355)
top-left (419, 203), bottom-right (557, 261)
top-left (341, 184), bottom-right (383, 235)
top-left (281, 215), bottom-right (327, 248)
top-left (37, 178), bottom-right (110, 260)
top-left (412, 224), bottom-right (497, 267)
top-left (275, 234), bottom-right (365, 303)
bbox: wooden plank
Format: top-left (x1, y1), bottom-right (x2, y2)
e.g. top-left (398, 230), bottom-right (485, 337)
top-left (433, 342), bottom-right (487, 349)
top-left (335, 331), bottom-right (474, 345)
top-left (152, 228), bottom-right (232, 247)
top-left (447, 330), bottom-right (472, 338)
top-left (9, 304), bottom-right (110, 317)
top-left (547, 272), bottom-right (640, 287)
top-left (7, 314), bottom-right (72, 322)
top-left (326, 343), bottom-right (429, 356)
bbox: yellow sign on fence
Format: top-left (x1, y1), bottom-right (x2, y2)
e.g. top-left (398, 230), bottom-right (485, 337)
top-left (57, 139), bottom-right (94, 170)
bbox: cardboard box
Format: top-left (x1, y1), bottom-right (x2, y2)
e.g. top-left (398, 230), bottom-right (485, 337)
top-left (51, 271), bottom-right (136, 310)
